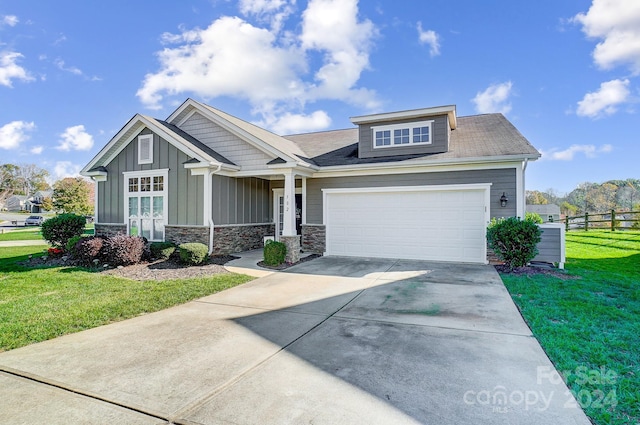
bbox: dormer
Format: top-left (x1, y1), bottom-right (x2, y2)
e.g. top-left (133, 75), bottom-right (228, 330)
top-left (351, 105), bottom-right (457, 159)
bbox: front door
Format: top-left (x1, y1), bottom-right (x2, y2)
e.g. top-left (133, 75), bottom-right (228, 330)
top-left (275, 192), bottom-right (302, 240)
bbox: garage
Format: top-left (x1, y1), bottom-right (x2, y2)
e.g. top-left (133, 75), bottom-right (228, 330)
top-left (323, 184), bottom-right (491, 263)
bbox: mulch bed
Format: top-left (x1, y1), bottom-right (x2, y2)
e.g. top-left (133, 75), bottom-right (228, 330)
top-left (494, 264), bottom-right (580, 280)
top-left (21, 254), bottom-right (241, 281)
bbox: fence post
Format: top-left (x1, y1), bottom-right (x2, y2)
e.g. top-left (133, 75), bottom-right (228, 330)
top-left (584, 212), bottom-right (589, 231)
top-left (611, 209), bottom-right (616, 231)
top-left (565, 215), bottom-right (570, 232)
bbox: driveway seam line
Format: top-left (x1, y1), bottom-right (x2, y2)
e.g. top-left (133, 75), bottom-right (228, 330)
top-left (0, 367), bottom-right (169, 422)
top-left (192, 300), bottom-right (332, 318)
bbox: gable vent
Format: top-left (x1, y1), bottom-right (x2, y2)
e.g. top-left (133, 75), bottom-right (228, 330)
top-left (138, 134), bottom-right (153, 164)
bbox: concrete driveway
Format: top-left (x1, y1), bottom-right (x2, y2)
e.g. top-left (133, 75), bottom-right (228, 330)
top-left (0, 256), bottom-right (590, 424)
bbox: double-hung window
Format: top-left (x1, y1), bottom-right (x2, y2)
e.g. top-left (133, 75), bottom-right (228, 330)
top-left (124, 169), bottom-right (167, 241)
top-left (372, 120), bottom-right (433, 149)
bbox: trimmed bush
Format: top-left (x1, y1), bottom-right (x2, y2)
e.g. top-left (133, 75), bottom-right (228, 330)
top-left (487, 217), bottom-right (542, 269)
top-left (179, 243), bottom-right (209, 265)
top-left (263, 240), bottom-right (286, 266)
top-left (102, 234), bottom-right (145, 266)
top-left (41, 213), bottom-right (86, 249)
top-left (525, 212), bottom-right (543, 224)
top-left (73, 236), bottom-right (104, 265)
top-left (150, 241), bottom-right (176, 260)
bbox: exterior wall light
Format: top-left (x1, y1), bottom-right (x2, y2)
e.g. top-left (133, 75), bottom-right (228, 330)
top-left (500, 192), bottom-right (508, 207)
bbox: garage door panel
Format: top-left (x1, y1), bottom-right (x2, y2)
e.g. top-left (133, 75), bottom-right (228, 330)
top-left (325, 187), bottom-right (487, 263)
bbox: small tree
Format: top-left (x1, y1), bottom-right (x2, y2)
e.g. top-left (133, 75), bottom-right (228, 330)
top-left (53, 177), bottom-right (93, 215)
top-left (41, 213), bottom-right (86, 249)
top-left (525, 212), bottom-right (543, 224)
top-left (487, 217), bottom-right (542, 270)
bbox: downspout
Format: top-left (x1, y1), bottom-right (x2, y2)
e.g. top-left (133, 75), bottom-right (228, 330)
top-left (208, 165), bottom-right (222, 255)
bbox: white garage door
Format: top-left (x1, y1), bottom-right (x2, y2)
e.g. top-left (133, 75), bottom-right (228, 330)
top-left (324, 184), bottom-right (490, 263)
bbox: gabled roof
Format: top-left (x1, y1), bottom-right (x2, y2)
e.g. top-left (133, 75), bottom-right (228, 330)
top-left (81, 114), bottom-right (238, 176)
top-left (167, 99), bottom-right (313, 167)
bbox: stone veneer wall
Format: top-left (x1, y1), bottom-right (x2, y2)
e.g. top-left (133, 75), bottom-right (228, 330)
top-left (165, 225), bottom-right (209, 246)
top-left (301, 224), bottom-right (325, 254)
top-left (95, 223), bottom-right (126, 239)
top-left (212, 223), bottom-right (275, 255)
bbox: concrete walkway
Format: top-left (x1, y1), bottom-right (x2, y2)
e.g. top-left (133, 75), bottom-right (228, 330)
top-left (0, 239), bottom-right (48, 247)
top-left (0, 255), bottom-right (590, 424)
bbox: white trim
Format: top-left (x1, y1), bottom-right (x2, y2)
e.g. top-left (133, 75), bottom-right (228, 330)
top-left (301, 177), bottom-right (307, 225)
top-left (515, 161), bottom-right (524, 218)
top-left (123, 169), bottom-right (169, 242)
top-left (372, 120), bottom-right (433, 149)
top-left (273, 187), bottom-right (303, 240)
top-left (322, 183), bottom-right (491, 264)
top-left (351, 105), bottom-right (457, 129)
top-left (137, 134), bottom-right (153, 164)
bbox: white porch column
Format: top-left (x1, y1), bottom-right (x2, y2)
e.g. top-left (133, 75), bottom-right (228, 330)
top-left (282, 170), bottom-right (297, 236)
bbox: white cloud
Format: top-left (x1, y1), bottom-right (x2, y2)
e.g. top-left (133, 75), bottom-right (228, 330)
top-left (56, 125), bottom-right (94, 151)
top-left (259, 110), bottom-right (332, 134)
top-left (0, 120), bottom-right (35, 149)
top-left (472, 81), bottom-right (513, 114)
top-left (30, 146), bottom-right (43, 154)
top-left (576, 78), bottom-right (630, 118)
top-left (417, 22), bottom-right (440, 57)
top-left (239, 0), bottom-right (294, 32)
top-left (573, 0), bottom-right (640, 74)
top-left (53, 161), bottom-right (82, 179)
top-left (137, 0), bottom-right (379, 132)
top-left (54, 58), bottom-right (83, 76)
top-left (1, 15), bottom-right (19, 27)
top-left (0, 51), bottom-right (34, 87)
top-left (542, 144), bottom-right (613, 161)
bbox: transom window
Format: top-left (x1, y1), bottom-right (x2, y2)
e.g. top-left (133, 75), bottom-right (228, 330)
top-left (372, 120), bottom-right (434, 148)
top-left (124, 170), bottom-right (167, 242)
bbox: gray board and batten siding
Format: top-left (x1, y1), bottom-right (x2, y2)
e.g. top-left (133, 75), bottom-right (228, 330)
top-left (98, 129), bottom-right (203, 225)
top-left (358, 114), bottom-right (450, 159)
top-left (212, 175), bottom-right (272, 225)
top-left (304, 168), bottom-right (516, 224)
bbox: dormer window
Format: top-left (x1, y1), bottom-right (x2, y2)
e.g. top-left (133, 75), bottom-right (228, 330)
top-left (372, 120), bottom-right (433, 149)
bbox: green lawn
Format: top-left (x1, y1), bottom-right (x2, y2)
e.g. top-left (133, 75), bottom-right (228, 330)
top-left (0, 246), bottom-right (253, 352)
top-left (0, 227), bottom-right (46, 241)
top-left (502, 230), bottom-right (640, 425)
top-left (0, 224), bottom-right (94, 241)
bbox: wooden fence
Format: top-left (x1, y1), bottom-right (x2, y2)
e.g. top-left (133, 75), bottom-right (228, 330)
top-left (565, 210), bottom-right (640, 231)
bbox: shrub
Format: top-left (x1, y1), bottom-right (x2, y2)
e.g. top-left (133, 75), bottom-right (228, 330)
top-left (487, 217), bottom-right (542, 269)
top-left (525, 212), bottom-right (543, 224)
top-left (102, 234), bottom-right (145, 266)
top-left (41, 213), bottom-right (86, 248)
top-left (178, 243), bottom-right (209, 265)
top-left (263, 240), bottom-right (286, 266)
top-left (73, 236), bottom-right (104, 265)
top-left (66, 235), bottom-right (83, 253)
top-left (150, 241), bottom-right (176, 260)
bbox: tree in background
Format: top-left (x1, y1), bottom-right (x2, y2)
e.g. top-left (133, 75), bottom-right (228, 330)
top-left (0, 163), bottom-right (50, 208)
top-left (560, 201), bottom-right (578, 217)
top-left (41, 196), bottom-right (54, 212)
top-left (53, 177), bottom-right (94, 215)
top-left (525, 190), bottom-right (549, 205)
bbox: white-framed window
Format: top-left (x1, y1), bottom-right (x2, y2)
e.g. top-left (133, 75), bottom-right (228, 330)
top-left (123, 169), bottom-right (167, 241)
top-left (137, 134), bottom-right (154, 164)
top-left (372, 120), bottom-right (433, 148)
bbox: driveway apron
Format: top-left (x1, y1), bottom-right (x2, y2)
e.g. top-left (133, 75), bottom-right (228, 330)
top-left (0, 256), bottom-right (590, 425)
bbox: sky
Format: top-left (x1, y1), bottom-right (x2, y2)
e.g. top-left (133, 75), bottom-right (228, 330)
top-left (0, 0), bottom-right (638, 195)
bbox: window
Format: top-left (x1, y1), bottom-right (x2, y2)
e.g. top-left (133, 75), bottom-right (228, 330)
top-left (124, 170), bottom-right (167, 241)
top-left (137, 134), bottom-right (153, 164)
top-left (372, 120), bottom-right (433, 149)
